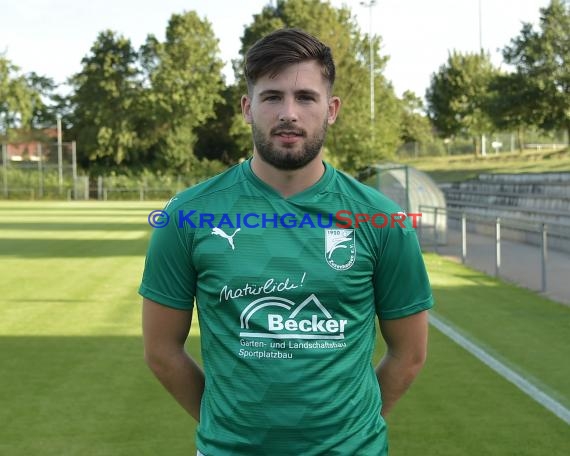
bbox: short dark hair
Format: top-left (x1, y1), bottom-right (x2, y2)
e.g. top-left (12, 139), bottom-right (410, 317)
top-left (244, 28), bottom-right (336, 93)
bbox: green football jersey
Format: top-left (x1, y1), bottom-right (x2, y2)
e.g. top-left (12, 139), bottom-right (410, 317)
top-left (139, 159), bottom-right (434, 456)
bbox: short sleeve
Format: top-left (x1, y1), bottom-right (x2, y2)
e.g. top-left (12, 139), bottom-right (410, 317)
top-left (138, 208), bottom-right (197, 310)
top-left (373, 224), bottom-right (434, 320)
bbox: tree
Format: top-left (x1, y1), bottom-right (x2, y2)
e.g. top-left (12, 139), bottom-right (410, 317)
top-left (502, 0), bottom-right (570, 142)
top-left (486, 72), bottom-right (541, 152)
top-left (0, 56), bottom-right (34, 138)
top-left (25, 72), bottom-right (58, 130)
top-left (232, 0), bottom-right (402, 174)
top-left (141, 11), bottom-right (225, 172)
top-left (426, 51), bottom-right (498, 155)
top-left (68, 12), bottom-right (225, 175)
top-left (0, 56), bottom-right (58, 143)
top-left (194, 86), bottom-right (244, 164)
top-left (69, 30), bottom-right (142, 171)
top-left (399, 91), bottom-right (433, 146)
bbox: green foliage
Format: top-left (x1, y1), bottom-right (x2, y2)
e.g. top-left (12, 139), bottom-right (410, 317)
top-left (141, 12), bottom-right (225, 172)
top-left (0, 56), bottom-right (32, 135)
top-left (424, 0), bottom-right (570, 156)
top-left (0, 56), bottom-right (56, 140)
top-left (69, 31), bottom-right (142, 170)
top-left (233, 0), bottom-right (403, 174)
top-left (95, 159), bottom-right (226, 193)
top-left (1, 159), bottom-right (228, 201)
top-left (229, 112), bottom-right (253, 158)
top-left (399, 90), bottom-right (434, 145)
top-left (486, 72), bottom-right (540, 152)
top-left (426, 51), bottom-right (499, 154)
top-left (396, 139), bottom-right (447, 159)
top-left (194, 86), bottom-right (247, 164)
top-left (502, 0), bottom-right (570, 141)
top-left (69, 12), bottom-right (225, 175)
top-left (24, 72), bottom-right (58, 129)
top-left (5, 0), bottom-right (569, 175)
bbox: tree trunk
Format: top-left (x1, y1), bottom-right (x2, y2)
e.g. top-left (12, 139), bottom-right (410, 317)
top-left (517, 127), bottom-right (524, 154)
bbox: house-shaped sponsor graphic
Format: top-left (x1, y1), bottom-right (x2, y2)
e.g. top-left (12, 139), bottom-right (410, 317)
top-left (239, 294), bottom-right (346, 340)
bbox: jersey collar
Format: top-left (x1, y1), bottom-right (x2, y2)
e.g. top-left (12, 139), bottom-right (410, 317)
top-left (241, 158), bottom-right (335, 201)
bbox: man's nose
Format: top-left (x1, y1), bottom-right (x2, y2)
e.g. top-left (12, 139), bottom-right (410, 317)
top-left (279, 98), bottom-right (298, 122)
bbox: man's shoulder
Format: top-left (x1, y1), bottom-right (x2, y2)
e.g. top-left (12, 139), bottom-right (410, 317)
top-left (164, 162), bottom-right (246, 212)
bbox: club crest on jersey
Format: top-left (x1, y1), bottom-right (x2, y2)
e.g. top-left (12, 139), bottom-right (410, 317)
top-left (325, 229), bottom-right (356, 271)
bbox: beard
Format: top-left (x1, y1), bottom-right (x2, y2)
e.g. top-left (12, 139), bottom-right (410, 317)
top-left (252, 118), bottom-right (329, 171)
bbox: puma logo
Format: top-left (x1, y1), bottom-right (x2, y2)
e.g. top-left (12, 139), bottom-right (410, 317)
top-left (211, 227), bottom-right (241, 250)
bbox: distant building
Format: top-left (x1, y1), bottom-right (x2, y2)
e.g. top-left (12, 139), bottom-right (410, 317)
top-left (6, 128), bottom-right (58, 162)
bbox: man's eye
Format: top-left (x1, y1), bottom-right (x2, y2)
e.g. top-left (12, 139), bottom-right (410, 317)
top-left (264, 96), bottom-right (280, 101)
top-left (298, 95), bottom-right (315, 102)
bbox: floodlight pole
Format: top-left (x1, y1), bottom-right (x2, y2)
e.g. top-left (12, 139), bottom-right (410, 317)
top-left (361, 1), bottom-right (377, 130)
top-left (478, 0), bottom-right (483, 52)
top-left (57, 115), bottom-right (63, 194)
top-left (479, 0), bottom-right (487, 156)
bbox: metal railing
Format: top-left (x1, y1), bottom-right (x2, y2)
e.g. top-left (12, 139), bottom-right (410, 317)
top-left (418, 205), bottom-right (570, 294)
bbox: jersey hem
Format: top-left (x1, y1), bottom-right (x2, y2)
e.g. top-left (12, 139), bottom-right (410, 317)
top-left (138, 285), bottom-right (194, 311)
top-left (379, 295), bottom-right (434, 320)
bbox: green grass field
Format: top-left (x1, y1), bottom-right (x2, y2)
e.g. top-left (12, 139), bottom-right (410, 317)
top-left (0, 201), bottom-right (568, 455)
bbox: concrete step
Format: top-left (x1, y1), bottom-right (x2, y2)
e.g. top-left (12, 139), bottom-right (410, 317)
top-left (444, 190), bottom-right (570, 212)
top-left (447, 182), bottom-right (570, 197)
top-left (444, 201), bottom-right (570, 226)
top-left (478, 172), bottom-right (570, 183)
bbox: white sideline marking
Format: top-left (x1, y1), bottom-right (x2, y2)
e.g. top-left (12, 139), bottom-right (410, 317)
top-left (429, 313), bottom-right (570, 425)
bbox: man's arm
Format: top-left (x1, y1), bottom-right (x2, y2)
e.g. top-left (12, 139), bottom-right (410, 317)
top-left (142, 297), bottom-right (204, 421)
top-left (375, 310), bottom-right (429, 418)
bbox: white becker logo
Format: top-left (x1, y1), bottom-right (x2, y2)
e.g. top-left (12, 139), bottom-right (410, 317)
top-left (211, 227), bottom-right (240, 250)
top-left (239, 294), bottom-right (347, 340)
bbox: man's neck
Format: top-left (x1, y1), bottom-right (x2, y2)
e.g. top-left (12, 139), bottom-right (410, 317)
top-left (250, 153), bottom-right (325, 198)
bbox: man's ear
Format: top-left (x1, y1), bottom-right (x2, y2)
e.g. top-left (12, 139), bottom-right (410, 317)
top-left (241, 95), bottom-right (253, 124)
top-left (327, 96), bottom-right (341, 125)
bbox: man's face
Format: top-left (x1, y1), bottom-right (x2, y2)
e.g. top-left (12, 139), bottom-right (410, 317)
top-left (241, 60), bottom-right (340, 170)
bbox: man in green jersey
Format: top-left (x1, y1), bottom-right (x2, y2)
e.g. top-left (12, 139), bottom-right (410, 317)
top-left (140, 28), bottom-right (433, 456)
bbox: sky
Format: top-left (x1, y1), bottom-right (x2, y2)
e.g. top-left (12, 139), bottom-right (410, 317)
top-left (0, 0), bottom-right (552, 99)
